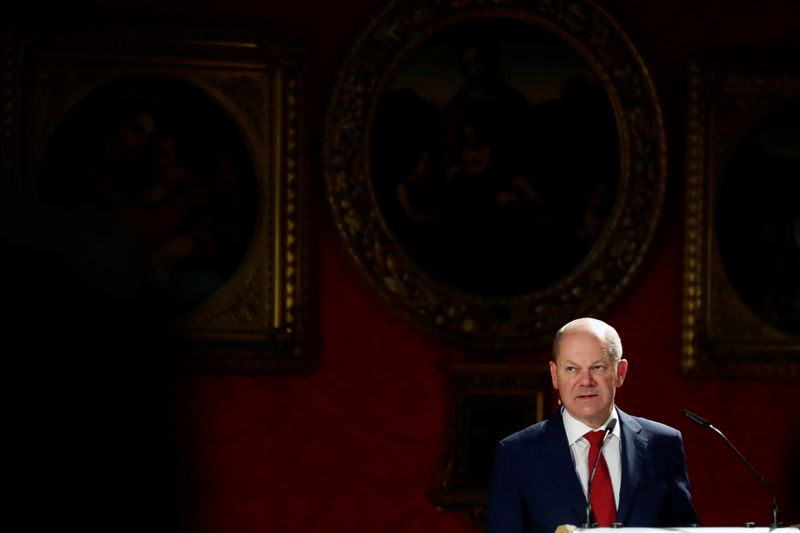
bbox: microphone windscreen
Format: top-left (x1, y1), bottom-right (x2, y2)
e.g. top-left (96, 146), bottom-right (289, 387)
top-left (683, 409), bottom-right (711, 427)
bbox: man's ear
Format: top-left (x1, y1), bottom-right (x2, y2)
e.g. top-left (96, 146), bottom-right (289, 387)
top-left (549, 360), bottom-right (559, 390)
top-left (616, 359), bottom-right (629, 387)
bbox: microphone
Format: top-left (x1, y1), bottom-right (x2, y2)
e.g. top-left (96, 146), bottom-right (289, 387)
top-left (682, 409), bottom-right (781, 528)
top-left (584, 418), bottom-right (618, 528)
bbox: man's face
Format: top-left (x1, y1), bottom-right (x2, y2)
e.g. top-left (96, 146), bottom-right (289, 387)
top-left (549, 330), bottom-right (628, 428)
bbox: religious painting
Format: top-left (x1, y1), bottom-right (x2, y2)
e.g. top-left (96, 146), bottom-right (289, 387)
top-left (1, 25), bottom-right (309, 371)
top-left (371, 18), bottom-right (618, 297)
top-left (683, 55), bottom-right (800, 378)
top-left (38, 76), bottom-right (258, 313)
top-left (325, 0), bottom-right (667, 351)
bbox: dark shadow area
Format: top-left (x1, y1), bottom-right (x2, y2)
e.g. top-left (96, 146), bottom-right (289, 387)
top-left (3, 235), bottom-right (189, 532)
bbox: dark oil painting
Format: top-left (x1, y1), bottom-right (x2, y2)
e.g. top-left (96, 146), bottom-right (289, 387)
top-left (38, 76), bottom-right (257, 313)
top-left (371, 18), bottom-right (619, 298)
top-left (717, 99), bottom-right (800, 335)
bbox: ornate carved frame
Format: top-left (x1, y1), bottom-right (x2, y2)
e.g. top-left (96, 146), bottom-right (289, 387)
top-left (1, 24), bottom-right (309, 372)
top-left (324, 0), bottom-right (666, 352)
top-left (683, 56), bottom-right (800, 378)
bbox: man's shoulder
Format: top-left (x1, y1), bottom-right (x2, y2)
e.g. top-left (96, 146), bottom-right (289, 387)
top-left (621, 410), bottom-right (682, 439)
top-left (498, 415), bottom-right (560, 449)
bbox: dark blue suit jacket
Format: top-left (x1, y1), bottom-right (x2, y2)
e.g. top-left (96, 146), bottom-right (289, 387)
top-left (486, 408), bottom-right (698, 533)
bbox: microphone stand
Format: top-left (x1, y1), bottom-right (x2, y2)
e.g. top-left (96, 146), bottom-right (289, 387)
top-left (683, 409), bottom-right (781, 528)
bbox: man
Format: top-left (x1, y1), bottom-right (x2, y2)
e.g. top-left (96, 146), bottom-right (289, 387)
top-left (486, 317), bottom-right (698, 533)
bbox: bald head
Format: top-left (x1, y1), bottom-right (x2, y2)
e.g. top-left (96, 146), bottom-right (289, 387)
top-left (552, 317), bottom-right (623, 363)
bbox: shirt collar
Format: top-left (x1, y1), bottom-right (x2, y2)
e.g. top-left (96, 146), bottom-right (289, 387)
top-left (562, 405), bottom-right (620, 446)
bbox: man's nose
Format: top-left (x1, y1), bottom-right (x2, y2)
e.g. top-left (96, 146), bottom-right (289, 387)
top-left (578, 370), bottom-right (594, 385)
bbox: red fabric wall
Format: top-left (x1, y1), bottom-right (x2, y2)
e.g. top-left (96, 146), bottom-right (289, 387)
top-left (177, 217), bottom-right (799, 532)
top-left (6, 0), bottom-right (799, 531)
top-left (175, 1), bottom-right (800, 530)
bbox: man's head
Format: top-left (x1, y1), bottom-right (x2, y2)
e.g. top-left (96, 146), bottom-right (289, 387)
top-left (549, 317), bottom-right (628, 428)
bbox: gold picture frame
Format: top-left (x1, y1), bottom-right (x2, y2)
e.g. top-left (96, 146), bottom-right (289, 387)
top-left (683, 55), bottom-right (799, 378)
top-left (324, 0), bottom-right (667, 352)
top-left (1, 24), bottom-right (309, 371)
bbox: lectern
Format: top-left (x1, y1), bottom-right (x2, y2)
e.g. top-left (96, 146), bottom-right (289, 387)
top-left (555, 525), bottom-right (800, 533)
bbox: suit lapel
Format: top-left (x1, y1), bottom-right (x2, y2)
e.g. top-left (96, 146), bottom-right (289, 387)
top-left (542, 414), bottom-right (588, 520)
top-left (616, 409), bottom-right (645, 525)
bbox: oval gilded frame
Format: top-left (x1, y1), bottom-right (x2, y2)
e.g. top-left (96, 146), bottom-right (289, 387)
top-left (324, 0), bottom-right (665, 352)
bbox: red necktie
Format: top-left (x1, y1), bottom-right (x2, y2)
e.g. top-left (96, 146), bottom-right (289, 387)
top-left (584, 430), bottom-right (616, 527)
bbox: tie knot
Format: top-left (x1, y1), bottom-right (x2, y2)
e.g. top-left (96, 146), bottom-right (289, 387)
top-left (584, 430), bottom-right (607, 448)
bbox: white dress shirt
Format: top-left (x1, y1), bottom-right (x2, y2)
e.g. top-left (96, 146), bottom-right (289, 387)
top-left (562, 406), bottom-right (622, 509)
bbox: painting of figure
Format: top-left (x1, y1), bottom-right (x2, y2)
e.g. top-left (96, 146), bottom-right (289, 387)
top-left (38, 76), bottom-right (258, 312)
top-left (717, 99), bottom-right (800, 335)
top-left (371, 18), bottom-right (619, 297)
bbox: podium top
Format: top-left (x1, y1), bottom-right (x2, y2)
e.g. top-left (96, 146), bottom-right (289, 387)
top-left (555, 525), bottom-right (800, 533)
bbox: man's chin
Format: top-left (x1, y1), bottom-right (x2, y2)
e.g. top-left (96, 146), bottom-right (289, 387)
top-left (567, 401), bottom-right (612, 426)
